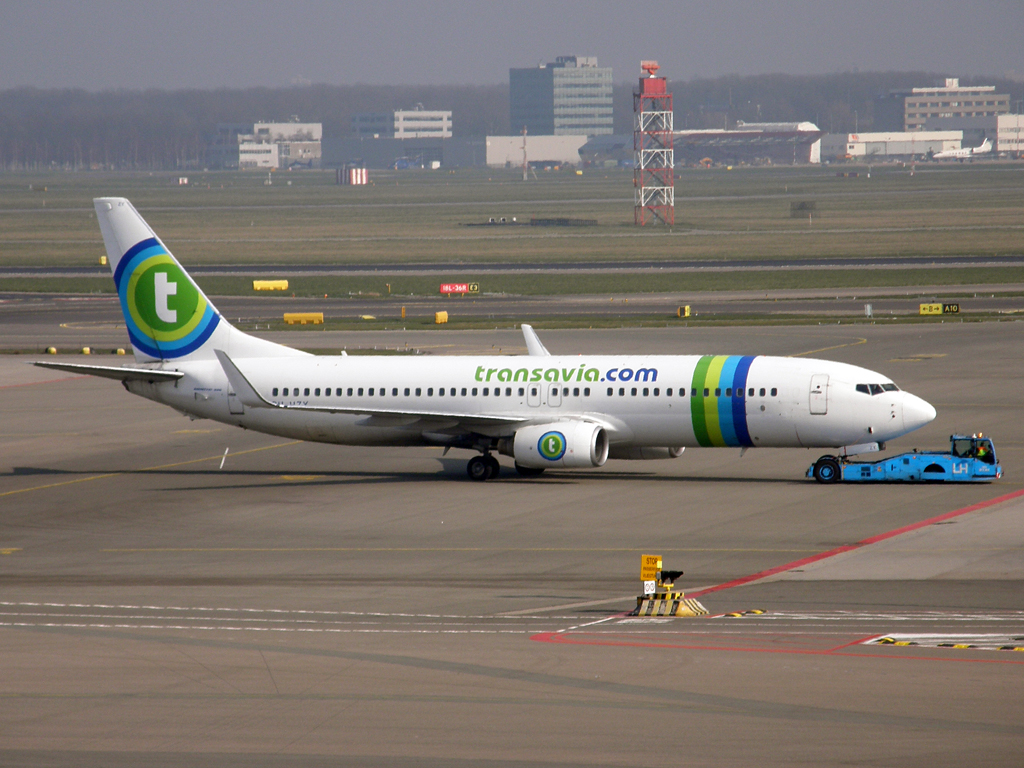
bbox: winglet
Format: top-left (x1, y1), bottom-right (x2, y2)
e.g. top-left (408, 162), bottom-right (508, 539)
top-left (214, 350), bottom-right (274, 408)
top-left (521, 324), bottom-right (550, 356)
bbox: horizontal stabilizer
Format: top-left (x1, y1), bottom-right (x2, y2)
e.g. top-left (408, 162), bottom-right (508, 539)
top-left (33, 361), bottom-right (184, 382)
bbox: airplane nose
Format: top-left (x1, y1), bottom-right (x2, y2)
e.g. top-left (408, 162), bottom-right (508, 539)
top-left (902, 393), bottom-right (937, 432)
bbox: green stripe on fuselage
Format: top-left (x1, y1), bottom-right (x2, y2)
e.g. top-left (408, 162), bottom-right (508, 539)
top-left (690, 356), bottom-right (713, 446)
top-left (703, 356), bottom-right (727, 446)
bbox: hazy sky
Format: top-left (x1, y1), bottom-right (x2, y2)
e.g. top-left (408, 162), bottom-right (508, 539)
top-left (2, 0), bottom-right (1021, 90)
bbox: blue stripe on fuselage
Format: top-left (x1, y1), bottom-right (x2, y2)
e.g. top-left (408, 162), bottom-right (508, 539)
top-left (717, 356), bottom-right (741, 445)
top-left (731, 355), bottom-right (756, 447)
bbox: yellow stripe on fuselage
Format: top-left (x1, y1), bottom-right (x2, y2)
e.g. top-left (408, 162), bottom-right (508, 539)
top-left (703, 356), bottom-right (726, 445)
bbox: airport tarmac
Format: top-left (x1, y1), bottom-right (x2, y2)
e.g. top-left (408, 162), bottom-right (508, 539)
top-left (1, 321), bottom-right (1023, 766)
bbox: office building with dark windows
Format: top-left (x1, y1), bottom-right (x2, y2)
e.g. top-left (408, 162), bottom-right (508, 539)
top-left (509, 55), bottom-right (613, 137)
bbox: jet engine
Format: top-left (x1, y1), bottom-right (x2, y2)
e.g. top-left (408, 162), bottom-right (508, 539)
top-left (503, 421), bottom-right (609, 469)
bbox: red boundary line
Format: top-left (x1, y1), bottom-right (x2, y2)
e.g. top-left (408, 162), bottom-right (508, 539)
top-left (531, 490), bottom-right (1024, 662)
top-left (828, 633), bottom-right (884, 652)
top-left (685, 487), bottom-right (1024, 598)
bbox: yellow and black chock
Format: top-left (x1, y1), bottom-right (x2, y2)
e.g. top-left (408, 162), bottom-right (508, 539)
top-left (632, 554), bottom-right (708, 617)
top-left (632, 593), bottom-right (708, 617)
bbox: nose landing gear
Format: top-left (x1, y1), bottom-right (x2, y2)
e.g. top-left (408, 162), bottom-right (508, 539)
top-left (467, 453), bottom-right (501, 481)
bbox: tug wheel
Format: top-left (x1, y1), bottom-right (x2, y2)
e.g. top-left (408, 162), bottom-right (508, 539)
top-left (813, 457), bottom-right (841, 484)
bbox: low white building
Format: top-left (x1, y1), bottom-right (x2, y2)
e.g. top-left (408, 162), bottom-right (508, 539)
top-left (236, 120), bottom-right (322, 169)
top-left (485, 135), bottom-right (588, 168)
top-left (253, 122), bottom-right (322, 142)
top-left (238, 142), bottom-right (279, 169)
top-left (277, 141), bottom-right (321, 169)
top-left (393, 110), bottom-right (453, 139)
top-left (820, 131), bottom-right (961, 160)
top-left (997, 115), bottom-right (1024, 154)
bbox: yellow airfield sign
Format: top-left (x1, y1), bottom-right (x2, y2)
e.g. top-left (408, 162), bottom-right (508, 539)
top-left (640, 554), bottom-right (662, 581)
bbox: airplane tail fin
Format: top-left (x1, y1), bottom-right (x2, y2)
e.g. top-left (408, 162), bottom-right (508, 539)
top-left (95, 197), bottom-right (306, 363)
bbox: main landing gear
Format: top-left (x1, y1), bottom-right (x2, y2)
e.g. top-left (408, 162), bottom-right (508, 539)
top-left (467, 454), bottom-right (501, 482)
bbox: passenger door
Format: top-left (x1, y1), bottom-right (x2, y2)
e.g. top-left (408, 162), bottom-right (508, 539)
top-left (546, 383), bottom-right (561, 408)
top-left (527, 384), bottom-right (541, 407)
top-left (809, 374), bottom-right (828, 415)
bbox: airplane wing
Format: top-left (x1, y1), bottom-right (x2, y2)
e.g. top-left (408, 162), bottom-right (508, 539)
top-left (32, 361), bottom-right (185, 383)
top-left (214, 350), bottom-right (525, 427)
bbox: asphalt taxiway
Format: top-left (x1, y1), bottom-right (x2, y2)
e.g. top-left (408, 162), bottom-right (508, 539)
top-left (1, 321), bottom-right (1022, 766)
top-left (3, 286), bottom-right (1024, 355)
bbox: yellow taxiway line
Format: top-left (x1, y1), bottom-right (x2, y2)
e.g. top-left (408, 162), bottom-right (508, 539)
top-left (0, 440), bottom-right (300, 499)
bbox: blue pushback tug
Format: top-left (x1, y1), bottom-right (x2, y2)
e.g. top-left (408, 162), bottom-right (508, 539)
top-left (808, 435), bottom-right (1002, 483)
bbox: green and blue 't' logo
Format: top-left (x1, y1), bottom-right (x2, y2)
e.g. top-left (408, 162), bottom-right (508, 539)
top-left (538, 431), bottom-right (567, 461)
top-left (113, 238), bottom-right (219, 359)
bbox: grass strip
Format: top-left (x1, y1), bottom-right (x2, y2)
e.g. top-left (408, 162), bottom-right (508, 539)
top-left (5, 266), bottom-right (1024, 298)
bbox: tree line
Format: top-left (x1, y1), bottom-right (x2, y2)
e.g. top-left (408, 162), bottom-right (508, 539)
top-left (1, 73), bottom-right (1019, 169)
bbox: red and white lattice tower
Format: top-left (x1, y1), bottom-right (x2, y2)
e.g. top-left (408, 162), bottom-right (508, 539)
top-left (633, 61), bottom-right (674, 226)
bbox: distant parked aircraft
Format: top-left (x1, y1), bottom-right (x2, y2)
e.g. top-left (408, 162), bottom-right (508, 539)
top-left (931, 138), bottom-right (992, 161)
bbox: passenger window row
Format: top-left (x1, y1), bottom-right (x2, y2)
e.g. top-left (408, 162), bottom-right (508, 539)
top-left (604, 387), bottom-right (779, 398)
top-left (271, 386), bottom-right (594, 398)
top-left (270, 384), bottom-right (786, 402)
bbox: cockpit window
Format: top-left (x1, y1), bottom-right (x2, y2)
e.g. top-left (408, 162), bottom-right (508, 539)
top-left (858, 383), bottom-right (900, 395)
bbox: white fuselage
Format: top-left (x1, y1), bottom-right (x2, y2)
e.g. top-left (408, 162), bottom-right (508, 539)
top-left (933, 139), bottom-right (992, 160)
top-left (129, 352), bottom-right (935, 451)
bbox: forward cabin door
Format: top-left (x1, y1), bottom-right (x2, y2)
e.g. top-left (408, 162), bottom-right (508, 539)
top-left (546, 383), bottom-right (562, 407)
top-left (809, 374), bottom-right (829, 415)
top-left (527, 383), bottom-right (541, 407)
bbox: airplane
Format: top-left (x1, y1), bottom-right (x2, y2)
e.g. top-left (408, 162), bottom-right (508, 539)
top-left (33, 197), bottom-right (937, 482)
top-left (930, 137), bottom-right (992, 161)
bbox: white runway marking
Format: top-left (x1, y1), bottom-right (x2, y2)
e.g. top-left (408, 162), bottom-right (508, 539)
top-left (4, 603), bottom-right (1022, 640)
top-left (0, 601), bottom-right (587, 635)
top-left (0, 622), bottom-right (537, 635)
top-left (0, 601), bottom-right (579, 621)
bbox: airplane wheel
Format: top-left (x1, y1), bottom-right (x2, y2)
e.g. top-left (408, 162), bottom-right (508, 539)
top-left (515, 463), bottom-right (545, 477)
top-left (467, 456), bottom-right (490, 482)
top-left (485, 454), bottom-right (501, 479)
top-left (813, 457), bottom-right (841, 484)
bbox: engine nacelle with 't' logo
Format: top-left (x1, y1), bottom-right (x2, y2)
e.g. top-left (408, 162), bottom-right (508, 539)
top-left (508, 421), bottom-right (609, 469)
